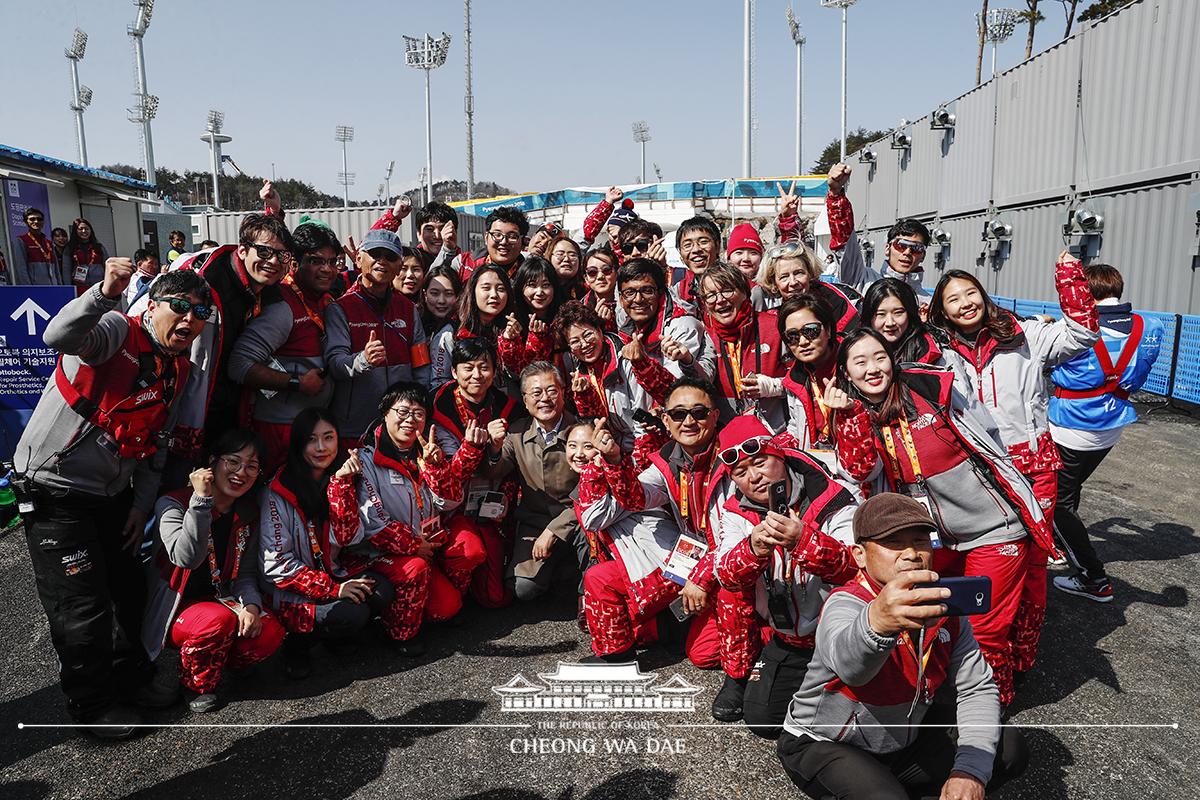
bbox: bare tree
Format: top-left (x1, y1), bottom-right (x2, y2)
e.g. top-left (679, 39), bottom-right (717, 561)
top-left (975, 0), bottom-right (990, 85)
top-left (1021, 0), bottom-right (1044, 59)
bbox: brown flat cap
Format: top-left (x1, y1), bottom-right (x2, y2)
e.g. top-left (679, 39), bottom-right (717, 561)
top-left (852, 493), bottom-right (937, 543)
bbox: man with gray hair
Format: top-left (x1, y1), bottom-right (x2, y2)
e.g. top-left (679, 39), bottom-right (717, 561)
top-left (484, 361), bottom-right (587, 603)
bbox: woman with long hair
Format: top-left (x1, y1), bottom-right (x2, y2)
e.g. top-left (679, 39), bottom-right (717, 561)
top-left (928, 255), bottom-right (1098, 684)
top-left (823, 327), bottom-right (1049, 706)
top-left (556, 300), bottom-right (675, 461)
top-left (498, 256), bottom-right (562, 376)
top-left (772, 294), bottom-right (843, 463)
top-left (142, 429), bottom-right (284, 713)
top-left (392, 245), bottom-right (427, 301)
top-left (752, 240), bottom-right (859, 333)
top-left (421, 264), bottom-right (463, 389)
top-left (548, 233), bottom-right (586, 298)
top-left (67, 217), bottom-right (109, 292)
top-left (260, 409), bottom-right (411, 677)
top-left (861, 278), bottom-right (971, 389)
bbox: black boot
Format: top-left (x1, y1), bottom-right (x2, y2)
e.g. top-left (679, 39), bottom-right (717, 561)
top-left (579, 646), bottom-right (636, 665)
top-left (283, 636), bottom-right (313, 680)
top-left (654, 609), bottom-right (690, 655)
top-left (711, 675), bottom-right (748, 722)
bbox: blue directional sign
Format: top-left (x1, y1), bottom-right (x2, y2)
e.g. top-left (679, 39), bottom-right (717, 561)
top-left (0, 286), bottom-right (74, 460)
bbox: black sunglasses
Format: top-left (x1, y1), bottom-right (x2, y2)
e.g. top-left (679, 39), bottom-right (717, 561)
top-left (245, 243), bottom-right (293, 264)
top-left (161, 296), bottom-right (214, 320)
top-left (783, 323), bottom-right (825, 346)
top-left (620, 239), bottom-right (652, 255)
top-left (664, 405), bottom-right (715, 423)
top-left (586, 265), bottom-right (615, 278)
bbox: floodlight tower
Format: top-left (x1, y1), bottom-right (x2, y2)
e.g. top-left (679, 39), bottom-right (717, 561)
top-left (786, 5), bottom-right (805, 175)
top-left (335, 125), bottom-right (355, 208)
top-left (200, 110), bottom-right (231, 209)
top-left (464, 0), bottom-right (475, 200)
top-left (741, 0), bottom-right (753, 178)
top-left (128, 0), bottom-right (158, 190)
top-left (631, 121), bottom-right (651, 183)
top-left (65, 28), bottom-right (90, 166)
top-left (978, 8), bottom-right (1020, 79)
top-left (385, 160), bottom-right (395, 202)
top-left (820, 0), bottom-right (860, 163)
top-left (404, 32), bottom-right (451, 205)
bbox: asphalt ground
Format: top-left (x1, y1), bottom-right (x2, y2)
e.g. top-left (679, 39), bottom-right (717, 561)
top-left (1, 405), bottom-right (1197, 800)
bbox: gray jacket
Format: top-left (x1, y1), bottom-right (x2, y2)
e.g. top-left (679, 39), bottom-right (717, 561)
top-left (323, 299), bottom-right (431, 440)
top-left (14, 285), bottom-right (176, 511)
top-left (228, 295), bottom-right (333, 425)
top-left (783, 590), bottom-right (1001, 785)
top-left (12, 235), bottom-right (66, 285)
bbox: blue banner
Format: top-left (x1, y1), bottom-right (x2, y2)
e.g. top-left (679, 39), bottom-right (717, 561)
top-left (0, 285), bottom-right (73, 460)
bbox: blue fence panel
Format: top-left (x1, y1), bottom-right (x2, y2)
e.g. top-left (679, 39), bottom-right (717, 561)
top-left (1170, 315), bottom-right (1200, 405)
top-left (1138, 311), bottom-right (1178, 397)
top-left (1014, 299), bottom-right (1047, 319)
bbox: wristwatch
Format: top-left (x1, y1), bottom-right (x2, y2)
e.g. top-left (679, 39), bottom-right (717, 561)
top-left (288, 375), bottom-right (301, 392)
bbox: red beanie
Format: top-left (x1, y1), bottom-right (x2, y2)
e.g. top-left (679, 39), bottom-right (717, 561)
top-left (716, 415), bottom-right (786, 464)
top-left (726, 223), bottom-right (763, 257)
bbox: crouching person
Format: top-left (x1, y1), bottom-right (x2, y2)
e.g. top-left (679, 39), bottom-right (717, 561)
top-left (777, 494), bottom-right (1027, 800)
top-left (711, 416), bottom-right (858, 739)
top-left (328, 383), bottom-right (487, 649)
top-left (572, 420), bottom-right (720, 664)
top-left (261, 409), bottom-right (403, 678)
top-left (142, 430), bottom-right (285, 713)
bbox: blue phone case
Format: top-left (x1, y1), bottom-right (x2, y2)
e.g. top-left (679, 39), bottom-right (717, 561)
top-left (920, 576), bottom-right (992, 616)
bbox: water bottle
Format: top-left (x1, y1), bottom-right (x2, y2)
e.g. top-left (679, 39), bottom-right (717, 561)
top-left (0, 472), bottom-right (18, 530)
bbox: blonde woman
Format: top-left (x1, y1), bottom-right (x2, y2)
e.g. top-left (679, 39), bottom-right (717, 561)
top-left (753, 241), bottom-right (859, 334)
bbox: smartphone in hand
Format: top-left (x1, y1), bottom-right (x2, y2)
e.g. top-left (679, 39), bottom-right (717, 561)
top-left (917, 576), bottom-right (992, 616)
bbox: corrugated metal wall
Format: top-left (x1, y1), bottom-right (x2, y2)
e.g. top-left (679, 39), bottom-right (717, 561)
top-left (845, 0), bottom-right (1200, 313)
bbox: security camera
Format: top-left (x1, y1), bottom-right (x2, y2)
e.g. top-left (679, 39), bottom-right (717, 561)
top-left (858, 149), bottom-right (877, 163)
top-left (891, 132), bottom-right (912, 150)
top-left (930, 107), bottom-right (956, 130)
top-left (931, 228), bottom-right (951, 247)
top-left (1073, 208), bottom-right (1103, 232)
top-left (861, 239), bottom-right (876, 262)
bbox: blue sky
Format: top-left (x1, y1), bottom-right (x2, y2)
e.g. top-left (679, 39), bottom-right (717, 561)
top-left (1, 0), bottom-right (1072, 199)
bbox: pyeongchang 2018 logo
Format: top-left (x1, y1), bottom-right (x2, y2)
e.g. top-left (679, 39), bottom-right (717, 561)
top-left (493, 661), bottom-right (700, 756)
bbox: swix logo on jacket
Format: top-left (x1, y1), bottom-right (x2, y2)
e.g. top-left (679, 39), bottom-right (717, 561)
top-left (53, 314), bottom-right (189, 460)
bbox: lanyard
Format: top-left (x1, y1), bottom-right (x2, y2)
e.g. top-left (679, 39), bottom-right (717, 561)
top-left (809, 379), bottom-right (832, 441)
top-left (855, 573), bottom-right (935, 674)
top-left (724, 341), bottom-right (743, 395)
top-left (678, 466), bottom-right (711, 535)
top-left (285, 277), bottom-right (327, 333)
top-left (881, 415), bottom-right (924, 485)
top-left (206, 521), bottom-right (250, 593)
top-left (393, 458), bottom-right (427, 515)
top-left (587, 371), bottom-right (608, 414)
top-left (454, 387), bottom-right (492, 429)
top-left (305, 518), bottom-right (323, 560)
top-left (25, 233), bottom-right (54, 262)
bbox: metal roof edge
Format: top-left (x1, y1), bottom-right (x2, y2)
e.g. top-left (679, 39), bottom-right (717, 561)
top-left (0, 144), bottom-right (156, 192)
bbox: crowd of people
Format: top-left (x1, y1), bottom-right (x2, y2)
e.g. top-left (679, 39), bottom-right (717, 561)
top-left (11, 165), bottom-right (1162, 800)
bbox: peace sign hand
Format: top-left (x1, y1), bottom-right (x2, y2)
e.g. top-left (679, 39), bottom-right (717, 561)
top-left (777, 179), bottom-right (800, 218)
top-left (417, 430), bottom-right (444, 467)
top-left (821, 376), bottom-right (854, 411)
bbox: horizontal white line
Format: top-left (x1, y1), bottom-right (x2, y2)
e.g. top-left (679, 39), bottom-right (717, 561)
top-left (668, 723), bottom-right (1182, 729)
top-left (18, 723), bottom-right (532, 730)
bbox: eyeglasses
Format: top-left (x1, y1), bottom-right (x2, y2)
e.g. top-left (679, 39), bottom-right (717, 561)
top-left (161, 296), bottom-right (214, 320)
top-left (488, 231), bottom-right (523, 244)
top-left (219, 455), bottom-right (261, 476)
top-left (890, 238), bottom-right (927, 254)
top-left (246, 243), bottom-right (293, 264)
top-left (767, 242), bottom-right (803, 260)
top-left (619, 286), bottom-right (659, 301)
top-left (303, 255), bottom-right (340, 268)
top-left (698, 287), bottom-right (739, 306)
top-left (664, 405), bottom-right (715, 423)
top-left (389, 406), bottom-right (427, 421)
top-left (553, 250), bottom-right (580, 262)
top-left (783, 323), bottom-right (826, 346)
top-left (523, 387), bottom-right (562, 400)
top-left (620, 239), bottom-right (652, 256)
top-left (566, 328), bottom-right (600, 350)
top-left (585, 265), bottom-right (615, 279)
top-left (718, 436), bottom-right (769, 466)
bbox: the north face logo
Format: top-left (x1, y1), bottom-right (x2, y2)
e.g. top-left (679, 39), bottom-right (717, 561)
top-left (996, 543), bottom-right (1021, 557)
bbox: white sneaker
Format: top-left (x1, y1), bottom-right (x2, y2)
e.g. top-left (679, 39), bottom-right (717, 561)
top-left (1053, 574), bottom-right (1113, 603)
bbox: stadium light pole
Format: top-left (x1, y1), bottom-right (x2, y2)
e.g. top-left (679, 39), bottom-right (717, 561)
top-left (821, 0), bottom-right (859, 163)
top-left (786, 5), bottom-right (805, 175)
top-left (128, 0), bottom-right (158, 192)
top-left (978, 8), bottom-right (1020, 79)
top-left (200, 110), bottom-right (230, 209)
top-left (405, 32), bottom-right (452, 205)
top-left (741, 0), bottom-right (753, 178)
top-left (335, 125), bottom-right (355, 209)
top-left (464, 0), bottom-right (475, 200)
top-left (65, 28), bottom-right (90, 166)
top-left (385, 160), bottom-right (395, 202)
top-left (631, 121), bottom-right (651, 183)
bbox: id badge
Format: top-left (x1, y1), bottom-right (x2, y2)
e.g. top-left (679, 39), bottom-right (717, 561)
top-left (389, 470), bottom-right (405, 485)
top-left (95, 431), bottom-right (119, 457)
top-left (906, 485), bottom-right (942, 549)
top-left (73, 264), bottom-right (89, 284)
top-left (663, 533), bottom-right (708, 585)
top-left (217, 595), bottom-right (240, 612)
top-left (421, 513), bottom-right (446, 543)
top-left (766, 582), bottom-right (796, 630)
top-left (477, 491), bottom-right (507, 521)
